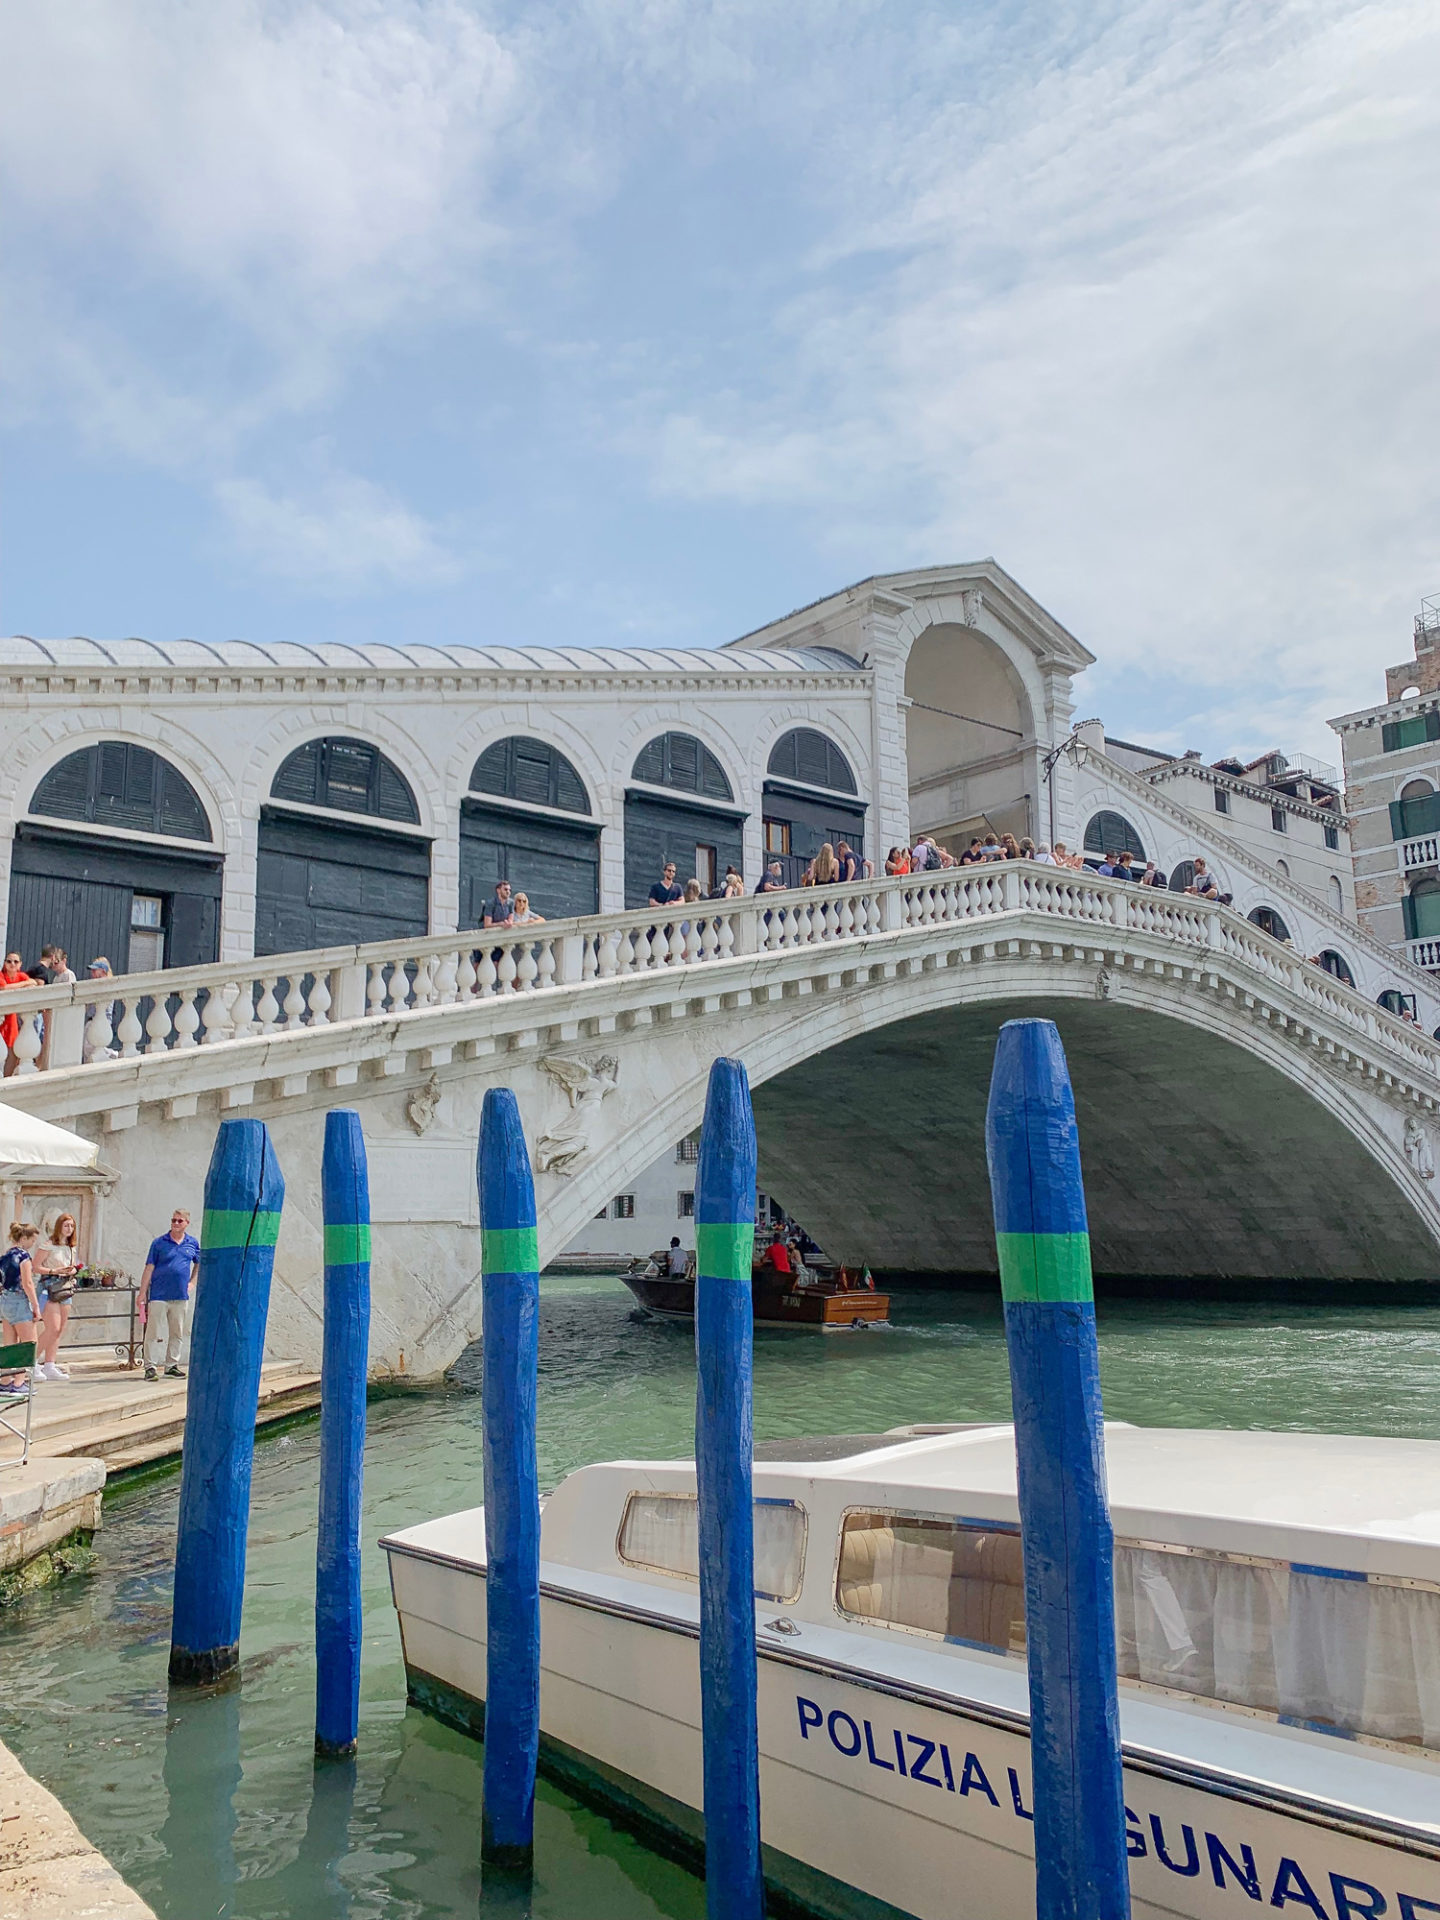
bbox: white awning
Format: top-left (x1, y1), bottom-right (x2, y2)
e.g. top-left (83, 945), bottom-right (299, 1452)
top-left (0, 1103), bottom-right (99, 1171)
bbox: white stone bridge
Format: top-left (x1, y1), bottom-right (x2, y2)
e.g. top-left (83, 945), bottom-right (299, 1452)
top-left (5, 868), bottom-right (1440, 1376)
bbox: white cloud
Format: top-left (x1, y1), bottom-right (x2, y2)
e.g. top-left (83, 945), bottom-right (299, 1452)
top-left (214, 469), bottom-right (464, 593)
top-left (632, 0), bottom-right (1440, 753)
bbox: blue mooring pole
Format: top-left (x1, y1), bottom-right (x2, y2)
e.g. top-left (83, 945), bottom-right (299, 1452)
top-left (169, 1117), bottom-right (285, 1685)
top-left (477, 1087), bottom-right (541, 1875)
top-left (694, 1056), bottom-right (763, 1920)
top-left (985, 1018), bottom-right (1130, 1920)
top-left (315, 1109), bottom-right (371, 1759)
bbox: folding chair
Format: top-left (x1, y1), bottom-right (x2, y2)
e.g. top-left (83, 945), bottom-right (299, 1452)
top-left (0, 1338), bottom-right (36, 1467)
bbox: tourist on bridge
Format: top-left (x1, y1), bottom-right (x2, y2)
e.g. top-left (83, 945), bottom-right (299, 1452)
top-left (648, 862), bottom-right (683, 907)
top-left (836, 841), bottom-right (861, 883)
top-left (1032, 842), bottom-right (1058, 865)
top-left (755, 861), bottom-right (785, 893)
top-left (884, 846), bottom-right (910, 875)
top-left (1185, 858), bottom-right (1220, 900)
top-left (1114, 851), bottom-right (1138, 880)
top-left (510, 892), bottom-right (545, 926)
top-left (139, 1208), bottom-right (200, 1382)
top-left (803, 844), bottom-right (841, 887)
top-left (958, 837), bottom-right (984, 864)
top-left (0, 1223), bottom-right (41, 1398)
top-left (483, 879), bottom-right (515, 928)
top-left (1140, 860), bottom-right (1167, 886)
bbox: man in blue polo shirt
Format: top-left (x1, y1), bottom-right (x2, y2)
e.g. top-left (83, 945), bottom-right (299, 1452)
top-left (139, 1207), bottom-right (200, 1381)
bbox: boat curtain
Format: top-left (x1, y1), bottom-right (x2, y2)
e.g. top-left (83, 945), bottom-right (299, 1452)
top-left (1115, 1546), bottom-right (1440, 1746)
top-left (617, 1493), bottom-right (807, 1603)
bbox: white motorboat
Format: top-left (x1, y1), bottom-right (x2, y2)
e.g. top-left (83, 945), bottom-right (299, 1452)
top-left (382, 1423), bottom-right (1440, 1920)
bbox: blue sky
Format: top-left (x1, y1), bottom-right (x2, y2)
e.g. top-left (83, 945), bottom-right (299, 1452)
top-left (3, 1), bottom-right (1438, 762)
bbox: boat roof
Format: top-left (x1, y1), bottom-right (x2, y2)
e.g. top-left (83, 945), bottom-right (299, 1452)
top-left (746, 1425), bottom-right (1440, 1575)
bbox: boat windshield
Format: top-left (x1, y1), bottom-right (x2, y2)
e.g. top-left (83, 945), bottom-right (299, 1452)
top-left (837, 1509), bottom-right (1440, 1751)
top-left (618, 1492), bottom-right (807, 1602)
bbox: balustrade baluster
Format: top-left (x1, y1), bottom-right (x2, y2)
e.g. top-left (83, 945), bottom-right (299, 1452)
top-left (476, 948), bottom-right (499, 996)
top-left (307, 971), bottom-right (332, 1026)
top-left (84, 998), bottom-right (115, 1061)
top-left (282, 975), bottom-right (307, 1029)
top-left (434, 951), bottom-right (459, 1005)
top-left (146, 996), bottom-right (176, 1053)
top-left (596, 931), bottom-right (617, 980)
top-left (385, 961), bottom-right (410, 1013)
top-left (457, 951), bottom-right (478, 998)
top-left (201, 982), bottom-right (238, 1044)
top-left (116, 998), bottom-right (144, 1057)
top-left (172, 990), bottom-right (201, 1049)
top-left (497, 945), bottom-right (519, 994)
top-left (366, 964), bottom-right (387, 1018)
top-left (10, 1008), bottom-right (42, 1075)
top-left (516, 943), bottom-right (539, 993)
top-left (256, 977), bottom-right (281, 1034)
top-left (535, 941), bottom-right (556, 991)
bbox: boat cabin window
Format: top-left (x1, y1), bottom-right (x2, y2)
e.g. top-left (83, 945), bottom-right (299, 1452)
top-left (1115, 1543), bottom-right (1440, 1748)
top-left (837, 1509), bottom-right (1440, 1750)
top-left (618, 1493), bottom-right (806, 1603)
top-left (836, 1511), bottom-right (1026, 1653)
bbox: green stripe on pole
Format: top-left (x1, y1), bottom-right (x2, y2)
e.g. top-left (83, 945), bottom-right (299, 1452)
top-left (323, 1223), bottom-right (371, 1267)
top-left (695, 1221), bottom-right (753, 1282)
top-left (202, 1208), bottom-right (283, 1251)
top-left (482, 1226), bottom-right (539, 1275)
top-left (996, 1231), bottom-right (1094, 1304)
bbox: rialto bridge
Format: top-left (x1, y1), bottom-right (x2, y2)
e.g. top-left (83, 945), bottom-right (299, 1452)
top-left (3, 866), bottom-right (1440, 1377)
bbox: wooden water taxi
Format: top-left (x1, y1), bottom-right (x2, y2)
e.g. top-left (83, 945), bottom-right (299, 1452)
top-left (383, 1423), bottom-right (1440, 1920)
top-left (621, 1256), bottom-right (891, 1329)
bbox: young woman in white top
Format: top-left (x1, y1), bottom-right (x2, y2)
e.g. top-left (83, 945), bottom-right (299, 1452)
top-left (34, 1211), bottom-right (80, 1381)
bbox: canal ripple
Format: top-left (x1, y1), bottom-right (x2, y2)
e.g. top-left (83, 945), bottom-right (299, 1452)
top-left (5, 1277), bottom-right (1440, 1917)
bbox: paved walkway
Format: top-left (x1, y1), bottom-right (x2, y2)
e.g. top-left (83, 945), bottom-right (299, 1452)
top-left (0, 1347), bottom-right (321, 1474)
top-left (0, 1737), bottom-right (156, 1917)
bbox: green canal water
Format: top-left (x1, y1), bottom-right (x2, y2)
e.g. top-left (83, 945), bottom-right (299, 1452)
top-left (8, 1276), bottom-right (1440, 1917)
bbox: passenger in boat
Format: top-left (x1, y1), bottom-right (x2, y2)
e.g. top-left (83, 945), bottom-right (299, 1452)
top-left (759, 1230), bottom-right (792, 1277)
top-left (666, 1237), bottom-right (688, 1278)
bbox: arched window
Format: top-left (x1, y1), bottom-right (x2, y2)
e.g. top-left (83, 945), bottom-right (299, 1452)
top-left (1169, 860), bottom-right (1196, 893)
top-left (1405, 877), bottom-right (1440, 942)
top-left (271, 736), bottom-right (419, 824)
top-left (1083, 810), bottom-right (1146, 862)
top-left (1401, 779), bottom-right (1435, 801)
top-left (1329, 874), bottom-right (1344, 913)
top-left (470, 737), bottom-right (590, 815)
top-left (632, 733), bottom-right (733, 801)
top-left (767, 728), bottom-right (857, 794)
top-left (1248, 905), bottom-right (1291, 942)
top-left (1316, 950), bottom-right (1354, 987)
top-left (1276, 858), bottom-right (1290, 879)
top-left (30, 742), bottom-right (211, 842)
top-left (1380, 989), bottom-right (1417, 1018)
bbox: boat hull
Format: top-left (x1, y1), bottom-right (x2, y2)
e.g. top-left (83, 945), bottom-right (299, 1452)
top-left (386, 1544), bottom-right (1440, 1920)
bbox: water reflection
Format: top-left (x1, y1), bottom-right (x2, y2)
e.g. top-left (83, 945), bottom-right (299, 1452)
top-left (160, 1682), bottom-right (242, 1918)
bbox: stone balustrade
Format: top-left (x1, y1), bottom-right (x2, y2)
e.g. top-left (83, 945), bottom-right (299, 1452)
top-left (1, 866), bottom-right (1436, 1094)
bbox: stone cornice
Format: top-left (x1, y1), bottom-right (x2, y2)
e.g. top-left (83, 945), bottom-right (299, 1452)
top-left (0, 666), bottom-right (871, 702)
top-left (1143, 759), bottom-right (1348, 827)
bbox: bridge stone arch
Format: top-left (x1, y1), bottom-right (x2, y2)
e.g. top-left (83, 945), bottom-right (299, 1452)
top-left (548, 957), bottom-right (1440, 1301)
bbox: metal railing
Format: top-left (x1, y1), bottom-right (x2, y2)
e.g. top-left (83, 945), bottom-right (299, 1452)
top-left (0, 865), bottom-right (1434, 1082)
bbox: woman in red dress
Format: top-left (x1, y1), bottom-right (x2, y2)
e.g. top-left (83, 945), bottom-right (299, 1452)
top-left (0, 951), bottom-right (31, 1073)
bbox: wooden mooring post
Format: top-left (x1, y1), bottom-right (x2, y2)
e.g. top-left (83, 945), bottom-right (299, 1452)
top-left (986, 1017), bottom-right (1130, 1920)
